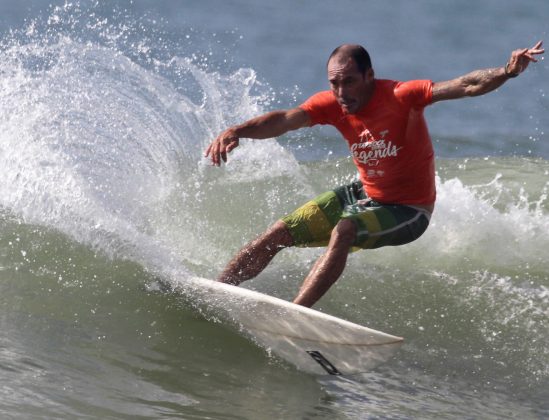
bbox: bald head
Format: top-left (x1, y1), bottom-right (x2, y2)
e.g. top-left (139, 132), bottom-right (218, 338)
top-left (328, 44), bottom-right (372, 75)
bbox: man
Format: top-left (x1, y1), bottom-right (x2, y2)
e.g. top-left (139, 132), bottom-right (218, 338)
top-left (204, 41), bottom-right (544, 308)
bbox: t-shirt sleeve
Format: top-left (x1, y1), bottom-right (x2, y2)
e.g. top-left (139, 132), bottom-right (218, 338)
top-left (394, 80), bottom-right (433, 108)
top-left (299, 91), bottom-right (340, 126)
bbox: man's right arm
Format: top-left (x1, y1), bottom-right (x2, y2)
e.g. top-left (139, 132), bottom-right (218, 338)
top-left (205, 108), bottom-right (310, 166)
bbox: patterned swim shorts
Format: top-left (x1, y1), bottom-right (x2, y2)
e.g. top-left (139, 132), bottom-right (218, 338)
top-left (281, 181), bottom-right (431, 249)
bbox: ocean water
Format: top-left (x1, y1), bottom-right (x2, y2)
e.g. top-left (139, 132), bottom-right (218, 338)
top-left (0, 1), bottom-right (548, 419)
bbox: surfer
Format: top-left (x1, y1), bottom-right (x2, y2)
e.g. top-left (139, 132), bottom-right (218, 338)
top-left (204, 41), bottom-right (544, 307)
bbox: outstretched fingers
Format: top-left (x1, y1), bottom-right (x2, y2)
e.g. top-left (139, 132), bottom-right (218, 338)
top-left (204, 139), bottom-right (222, 166)
top-left (204, 143), bottom-right (213, 159)
top-left (524, 40), bottom-right (544, 62)
top-left (531, 40), bottom-right (544, 51)
top-left (204, 132), bottom-right (239, 166)
top-left (507, 40), bottom-right (544, 75)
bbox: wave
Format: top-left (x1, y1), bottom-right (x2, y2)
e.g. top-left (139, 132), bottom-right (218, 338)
top-left (0, 6), bottom-right (298, 277)
top-left (0, 3), bottom-right (547, 391)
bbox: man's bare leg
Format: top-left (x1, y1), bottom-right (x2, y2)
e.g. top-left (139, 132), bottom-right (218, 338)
top-left (218, 220), bottom-right (294, 285)
top-left (293, 219), bottom-right (357, 307)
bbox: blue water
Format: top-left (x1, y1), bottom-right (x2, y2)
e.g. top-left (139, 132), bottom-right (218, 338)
top-left (0, 1), bottom-right (547, 419)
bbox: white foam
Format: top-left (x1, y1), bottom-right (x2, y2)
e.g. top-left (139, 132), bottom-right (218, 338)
top-left (0, 20), bottom-right (304, 280)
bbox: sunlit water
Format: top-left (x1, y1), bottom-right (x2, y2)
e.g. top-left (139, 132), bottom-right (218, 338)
top-left (0, 1), bottom-right (547, 418)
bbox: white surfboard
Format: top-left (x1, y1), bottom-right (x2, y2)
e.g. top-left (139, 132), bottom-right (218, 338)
top-left (177, 276), bottom-right (403, 376)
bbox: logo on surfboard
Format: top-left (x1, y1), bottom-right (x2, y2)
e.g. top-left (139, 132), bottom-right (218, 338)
top-left (306, 350), bottom-right (341, 375)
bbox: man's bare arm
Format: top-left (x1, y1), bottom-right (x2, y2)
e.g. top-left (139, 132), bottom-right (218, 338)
top-left (205, 108), bottom-right (310, 166)
top-left (432, 40), bottom-right (544, 103)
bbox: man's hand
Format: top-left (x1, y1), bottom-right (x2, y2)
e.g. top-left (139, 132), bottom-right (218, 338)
top-left (205, 129), bottom-right (240, 166)
top-left (505, 40), bottom-right (544, 77)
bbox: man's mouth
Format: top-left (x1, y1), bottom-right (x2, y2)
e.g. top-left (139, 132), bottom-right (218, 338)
top-left (340, 99), bottom-right (356, 111)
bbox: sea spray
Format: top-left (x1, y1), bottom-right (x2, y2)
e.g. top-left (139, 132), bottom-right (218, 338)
top-left (0, 3), bottom-right (306, 281)
top-left (0, 0), bottom-right (547, 396)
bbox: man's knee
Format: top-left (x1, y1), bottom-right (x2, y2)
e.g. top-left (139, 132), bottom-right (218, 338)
top-left (332, 219), bottom-right (357, 245)
top-left (262, 220), bottom-right (295, 248)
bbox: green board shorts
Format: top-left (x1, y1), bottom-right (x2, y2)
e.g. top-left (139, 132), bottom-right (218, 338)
top-left (281, 181), bottom-right (431, 249)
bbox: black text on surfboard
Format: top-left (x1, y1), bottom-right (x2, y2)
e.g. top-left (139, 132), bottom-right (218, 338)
top-left (306, 351), bottom-right (342, 375)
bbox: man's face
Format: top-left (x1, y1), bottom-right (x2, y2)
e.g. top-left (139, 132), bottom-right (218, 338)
top-left (327, 56), bottom-right (373, 114)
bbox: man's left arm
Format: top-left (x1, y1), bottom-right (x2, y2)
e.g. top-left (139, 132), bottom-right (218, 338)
top-left (432, 40), bottom-right (544, 103)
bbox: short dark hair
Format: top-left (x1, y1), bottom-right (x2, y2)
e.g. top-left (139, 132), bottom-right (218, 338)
top-left (328, 45), bottom-right (372, 74)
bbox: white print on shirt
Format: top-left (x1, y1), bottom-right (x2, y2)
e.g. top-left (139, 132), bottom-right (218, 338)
top-left (351, 128), bottom-right (402, 171)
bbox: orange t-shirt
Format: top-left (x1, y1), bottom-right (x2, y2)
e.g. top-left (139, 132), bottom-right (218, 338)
top-left (299, 79), bottom-right (435, 205)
